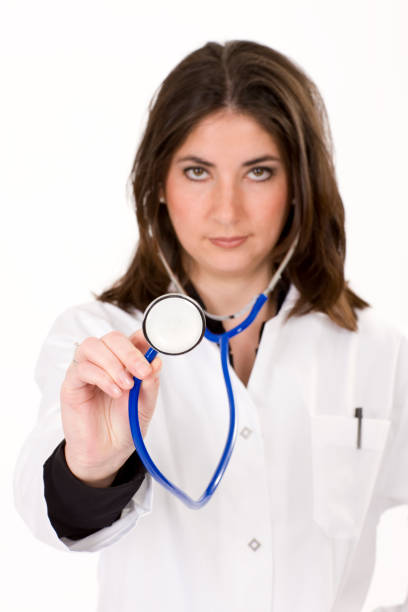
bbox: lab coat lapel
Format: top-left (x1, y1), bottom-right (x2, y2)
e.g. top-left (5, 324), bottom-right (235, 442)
top-left (228, 283), bottom-right (300, 401)
top-left (202, 283), bottom-right (300, 447)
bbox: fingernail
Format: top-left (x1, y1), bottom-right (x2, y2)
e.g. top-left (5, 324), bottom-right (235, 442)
top-left (120, 373), bottom-right (134, 387)
top-left (139, 363), bottom-right (151, 377)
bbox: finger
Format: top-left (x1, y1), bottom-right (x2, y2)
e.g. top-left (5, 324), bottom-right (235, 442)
top-left (100, 330), bottom-right (154, 380)
top-left (129, 328), bottom-right (150, 352)
top-left (67, 360), bottom-right (124, 399)
top-left (129, 329), bottom-right (162, 374)
top-left (73, 335), bottom-right (141, 392)
top-left (141, 355), bottom-right (162, 379)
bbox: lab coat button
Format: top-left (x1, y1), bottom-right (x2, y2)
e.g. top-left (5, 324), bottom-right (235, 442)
top-left (248, 538), bottom-right (261, 551)
top-left (240, 427), bottom-right (252, 439)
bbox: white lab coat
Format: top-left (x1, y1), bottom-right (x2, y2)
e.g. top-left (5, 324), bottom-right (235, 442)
top-left (13, 283), bottom-right (408, 612)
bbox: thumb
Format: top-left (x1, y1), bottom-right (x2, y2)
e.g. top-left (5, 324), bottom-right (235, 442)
top-left (129, 328), bottom-right (150, 354)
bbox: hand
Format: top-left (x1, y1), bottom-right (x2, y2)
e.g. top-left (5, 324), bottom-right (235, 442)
top-left (60, 329), bottom-right (162, 487)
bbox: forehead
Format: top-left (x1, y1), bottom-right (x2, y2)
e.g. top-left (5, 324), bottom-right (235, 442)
top-left (175, 109), bottom-right (281, 156)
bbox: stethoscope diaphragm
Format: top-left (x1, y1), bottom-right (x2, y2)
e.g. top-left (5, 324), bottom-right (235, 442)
top-left (142, 293), bottom-right (206, 355)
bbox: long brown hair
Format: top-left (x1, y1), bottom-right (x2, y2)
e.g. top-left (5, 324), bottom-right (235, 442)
top-left (94, 39), bottom-right (370, 331)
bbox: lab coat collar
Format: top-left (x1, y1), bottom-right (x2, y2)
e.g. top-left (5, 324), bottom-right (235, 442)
top-left (278, 280), bottom-right (299, 314)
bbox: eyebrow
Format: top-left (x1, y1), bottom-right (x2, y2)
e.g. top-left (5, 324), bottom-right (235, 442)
top-left (176, 154), bottom-right (281, 167)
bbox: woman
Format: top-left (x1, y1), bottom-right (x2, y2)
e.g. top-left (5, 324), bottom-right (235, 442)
top-left (14, 40), bottom-right (408, 612)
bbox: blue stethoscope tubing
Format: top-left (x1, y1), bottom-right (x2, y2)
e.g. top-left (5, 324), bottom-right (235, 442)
top-left (128, 292), bottom-right (268, 509)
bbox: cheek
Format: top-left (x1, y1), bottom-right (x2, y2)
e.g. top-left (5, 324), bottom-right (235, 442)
top-left (253, 204), bottom-right (290, 251)
top-left (166, 186), bottom-right (207, 236)
top-left (167, 200), bottom-right (200, 233)
top-left (252, 174), bottom-right (288, 220)
top-left (165, 174), bottom-right (198, 227)
top-left (166, 199), bottom-right (205, 253)
top-left (256, 197), bottom-right (288, 229)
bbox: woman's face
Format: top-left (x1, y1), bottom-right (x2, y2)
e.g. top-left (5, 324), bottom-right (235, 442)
top-left (161, 109), bottom-right (291, 282)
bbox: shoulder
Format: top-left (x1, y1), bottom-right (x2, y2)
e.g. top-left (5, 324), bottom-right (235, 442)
top-left (358, 306), bottom-right (403, 348)
top-left (308, 303), bottom-right (408, 385)
top-left (287, 283), bottom-right (406, 349)
top-left (34, 300), bottom-right (145, 387)
top-left (42, 299), bottom-right (144, 349)
top-left (303, 293), bottom-right (406, 347)
top-left (285, 287), bottom-right (407, 376)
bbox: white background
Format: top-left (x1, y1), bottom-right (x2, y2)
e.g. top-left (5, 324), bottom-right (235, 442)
top-left (1, 0), bottom-right (408, 610)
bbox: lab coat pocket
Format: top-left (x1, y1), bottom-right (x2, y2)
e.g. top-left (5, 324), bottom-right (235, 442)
top-left (311, 414), bottom-right (391, 539)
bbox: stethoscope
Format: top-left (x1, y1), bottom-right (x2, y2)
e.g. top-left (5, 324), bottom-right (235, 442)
top-left (128, 233), bottom-right (299, 509)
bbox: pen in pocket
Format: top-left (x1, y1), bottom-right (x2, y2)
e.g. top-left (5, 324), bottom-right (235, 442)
top-left (354, 407), bottom-right (363, 449)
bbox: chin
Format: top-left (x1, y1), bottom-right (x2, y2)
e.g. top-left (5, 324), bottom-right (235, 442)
top-left (206, 257), bottom-right (256, 277)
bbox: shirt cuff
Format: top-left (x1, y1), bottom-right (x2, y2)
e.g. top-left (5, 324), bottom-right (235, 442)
top-left (43, 439), bottom-right (147, 540)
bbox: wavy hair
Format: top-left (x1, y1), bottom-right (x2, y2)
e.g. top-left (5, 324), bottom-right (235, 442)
top-left (94, 39), bottom-right (370, 331)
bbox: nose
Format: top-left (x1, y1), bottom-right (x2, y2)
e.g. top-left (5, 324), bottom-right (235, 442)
top-left (210, 179), bottom-right (242, 227)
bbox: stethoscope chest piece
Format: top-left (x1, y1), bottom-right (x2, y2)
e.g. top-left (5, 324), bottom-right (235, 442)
top-left (142, 293), bottom-right (206, 355)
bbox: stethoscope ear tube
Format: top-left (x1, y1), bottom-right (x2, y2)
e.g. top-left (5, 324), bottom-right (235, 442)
top-left (128, 293), bottom-right (268, 510)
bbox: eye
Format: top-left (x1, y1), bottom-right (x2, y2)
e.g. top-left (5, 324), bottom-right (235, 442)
top-left (248, 166), bottom-right (276, 181)
top-left (183, 165), bottom-right (277, 181)
top-left (183, 166), bottom-right (208, 181)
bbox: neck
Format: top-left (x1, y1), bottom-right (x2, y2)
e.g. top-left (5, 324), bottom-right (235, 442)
top-left (186, 264), bottom-right (274, 320)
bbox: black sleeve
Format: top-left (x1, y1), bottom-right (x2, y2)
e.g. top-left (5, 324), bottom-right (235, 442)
top-left (43, 439), bottom-right (147, 541)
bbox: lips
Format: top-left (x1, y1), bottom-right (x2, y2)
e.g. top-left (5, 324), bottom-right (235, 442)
top-left (209, 236), bottom-right (248, 248)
